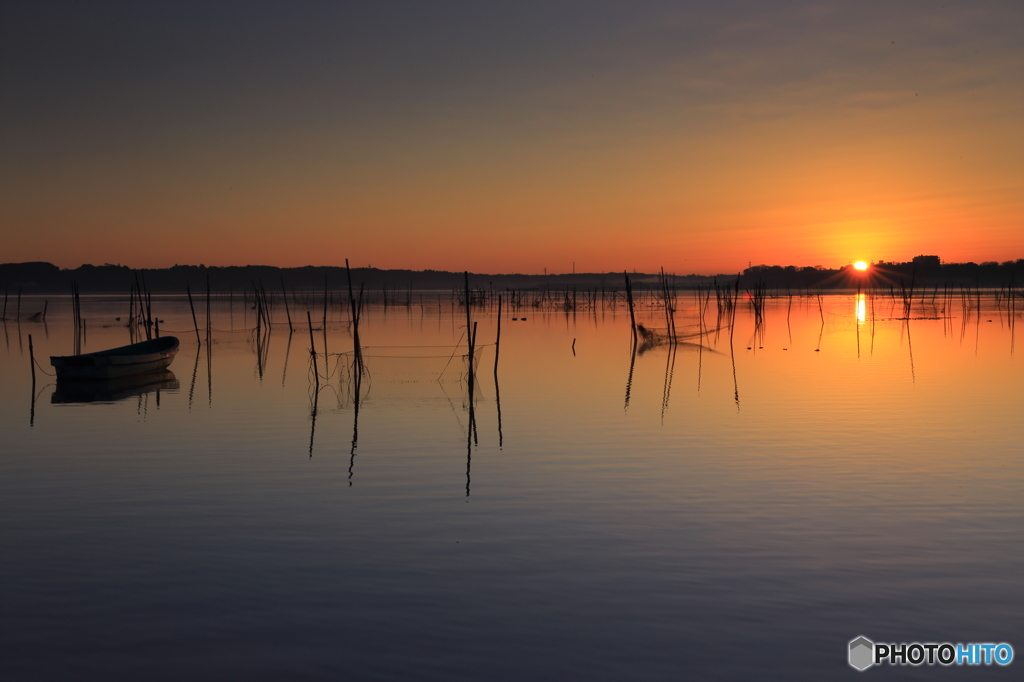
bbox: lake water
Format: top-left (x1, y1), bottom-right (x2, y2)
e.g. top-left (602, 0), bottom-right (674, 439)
top-left (2, 291), bottom-right (1021, 680)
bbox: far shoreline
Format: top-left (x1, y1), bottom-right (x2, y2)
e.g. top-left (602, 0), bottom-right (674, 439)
top-left (2, 258), bottom-right (1022, 295)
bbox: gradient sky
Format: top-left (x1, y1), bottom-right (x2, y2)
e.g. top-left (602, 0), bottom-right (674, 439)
top-left (2, 1), bottom-right (1022, 274)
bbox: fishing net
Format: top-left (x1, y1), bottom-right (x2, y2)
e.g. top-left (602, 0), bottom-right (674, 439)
top-left (325, 344), bottom-right (485, 405)
top-left (356, 347), bottom-right (469, 384)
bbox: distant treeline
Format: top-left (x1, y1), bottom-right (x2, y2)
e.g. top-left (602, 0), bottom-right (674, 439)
top-left (743, 258), bottom-right (1024, 289)
top-left (1, 262), bottom-right (727, 294)
top-left (1, 262), bottom-right (685, 294)
top-left (1, 259), bottom-right (1022, 294)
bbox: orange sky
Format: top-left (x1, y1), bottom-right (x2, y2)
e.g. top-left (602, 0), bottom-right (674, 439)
top-left (2, 2), bottom-right (1022, 274)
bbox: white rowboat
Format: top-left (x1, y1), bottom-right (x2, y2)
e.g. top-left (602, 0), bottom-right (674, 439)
top-left (50, 336), bottom-right (179, 380)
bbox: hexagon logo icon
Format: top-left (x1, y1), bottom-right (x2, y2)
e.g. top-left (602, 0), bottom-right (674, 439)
top-left (849, 636), bottom-right (874, 671)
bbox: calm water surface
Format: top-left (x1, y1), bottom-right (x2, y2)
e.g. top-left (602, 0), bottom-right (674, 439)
top-left (2, 292), bottom-right (1022, 680)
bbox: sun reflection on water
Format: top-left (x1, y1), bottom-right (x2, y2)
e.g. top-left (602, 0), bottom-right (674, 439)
top-left (856, 293), bottom-right (867, 324)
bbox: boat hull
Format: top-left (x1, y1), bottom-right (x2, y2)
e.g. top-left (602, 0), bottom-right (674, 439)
top-left (50, 336), bottom-right (180, 380)
top-left (51, 369), bottom-right (180, 403)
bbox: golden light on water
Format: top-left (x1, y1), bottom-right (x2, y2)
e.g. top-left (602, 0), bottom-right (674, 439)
top-left (854, 261), bottom-right (869, 271)
top-left (856, 293), bottom-right (867, 324)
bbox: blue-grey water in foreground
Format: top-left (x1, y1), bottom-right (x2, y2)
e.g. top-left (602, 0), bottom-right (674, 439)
top-left (2, 292), bottom-right (1022, 681)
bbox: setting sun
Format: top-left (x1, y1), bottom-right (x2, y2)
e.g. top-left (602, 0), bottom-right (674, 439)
top-left (853, 261), bottom-right (869, 271)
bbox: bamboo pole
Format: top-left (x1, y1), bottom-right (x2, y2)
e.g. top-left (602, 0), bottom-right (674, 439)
top-left (624, 272), bottom-right (637, 347)
top-left (307, 310), bottom-right (319, 390)
top-left (468, 320), bottom-right (477, 438)
top-left (187, 284), bottom-right (202, 345)
top-left (145, 290), bottom-right (153, 341)
top-left (322, 274), bottom-right (328, 365)
top-left (345, 259), bottom-right (363, 373)
top-left (281, 276), bottom-right (293, 332)
top-left (72, 282), bottom-right (81, 355)
top-left (254, 283), bottom-right (262, 336)
top-left (28, 333), bottom-right (36, 387)
top-left (464, 271), bottom-right (472, 346)
top-left (493, 294), bottom-right (502, 379)
top-left (128, 283), bottom-right (136, 341)
top-left (206, 275), bottom-right (212, 342)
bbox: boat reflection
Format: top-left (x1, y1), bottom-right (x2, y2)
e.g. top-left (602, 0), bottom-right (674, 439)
top-left (52, 369), bottom-right (179, 404)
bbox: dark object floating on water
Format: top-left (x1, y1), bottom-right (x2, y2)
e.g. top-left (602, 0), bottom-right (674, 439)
top-left (50, 336), bottom-right (179, 380)
top-left (51, 369), bottom-right (179, 403)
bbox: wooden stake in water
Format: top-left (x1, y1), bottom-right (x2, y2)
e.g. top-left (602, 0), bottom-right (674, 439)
top-left (206, 275), bottom-right (212, 343)
top-left (468, 320), bottom-right (478, 448)
top-left (624, 272), bottom-right (638, 347)
top-left (71, 282), bottom-right (81, 355)
top-left (464, 271), bottom-right (472, 347)
top-left (28, 332), bottom-right (37, 427)
top-left (187, 283), bottom-right (201, 345)
top-left (307, 310), bottom-right (319, 390)
top-left (138, 272), bottom-right (152, 341)
top-left (493, 294), bottom-right (502, 379)
top-left (345, 259), bottom-right (363, 373)
top-left (127, 283), bottom-right (135, 341)
top-left (145, 290), bottom-right (153, 341)
top-left (254, 283), bottom-right (262, 336)
top-left (28, 333), bottom-right (36, 388)
top-left (323, 273), bottom-right (329, 366)
top-left (281, 276), bottom-right (293, 332)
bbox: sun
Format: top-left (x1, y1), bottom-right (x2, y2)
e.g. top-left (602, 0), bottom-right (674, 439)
top-left (853, 261), bottom-right (868, 271)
